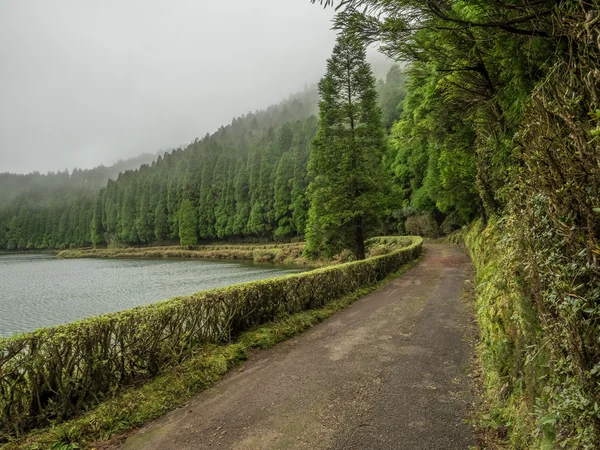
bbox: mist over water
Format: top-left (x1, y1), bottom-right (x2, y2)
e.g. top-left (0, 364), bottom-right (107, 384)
top-left (0, 254), bottom-right (304, 338)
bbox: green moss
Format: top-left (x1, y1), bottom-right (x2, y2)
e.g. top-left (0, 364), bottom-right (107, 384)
top-left (4, 258), bottom-right (420, 450)
top-left (465, 220), bottom-right (600, 449)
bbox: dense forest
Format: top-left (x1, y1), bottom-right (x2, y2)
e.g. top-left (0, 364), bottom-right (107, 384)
top-left (0, 73), bottom-right (409, 250)
top-left (0, 154), bottom-right (161, 249)
top-left (0, 89), bottom-right (317, 250)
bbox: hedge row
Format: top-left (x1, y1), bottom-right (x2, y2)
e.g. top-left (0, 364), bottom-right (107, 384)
top-left (0, 236), bottom-right (422, 440)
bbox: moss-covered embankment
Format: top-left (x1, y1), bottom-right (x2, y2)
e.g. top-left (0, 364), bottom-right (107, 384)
top-left (465, 220), bottom-right (600, 449)
top-left (0, 236), bottom-right (421, 449)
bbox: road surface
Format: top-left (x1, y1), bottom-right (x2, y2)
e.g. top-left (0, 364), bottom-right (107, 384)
top-left (118, 243), bottom-right (475, 450)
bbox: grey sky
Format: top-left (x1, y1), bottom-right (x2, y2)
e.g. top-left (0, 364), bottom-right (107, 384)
top-left (0, 1), bottom-right (342, 174)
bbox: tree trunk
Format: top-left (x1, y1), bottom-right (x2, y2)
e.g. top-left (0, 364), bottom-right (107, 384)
top-left (355, 216), bottom-right (365, 260)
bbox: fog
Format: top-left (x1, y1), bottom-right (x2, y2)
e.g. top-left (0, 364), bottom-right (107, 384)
top-left (0, 0), bottom-right (343, 174)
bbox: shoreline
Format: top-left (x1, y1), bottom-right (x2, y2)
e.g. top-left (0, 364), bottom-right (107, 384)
top-left (55, 243), bottom-right (318, 267)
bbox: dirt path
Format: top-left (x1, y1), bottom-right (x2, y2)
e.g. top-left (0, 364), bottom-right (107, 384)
top-left (119, 243), bottom-right (475, 450)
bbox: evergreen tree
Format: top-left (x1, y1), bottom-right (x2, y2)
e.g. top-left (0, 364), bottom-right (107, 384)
top-left (197, 153), bottom-right (216, 239)
top-left (154, 178), bottom-right (169, 241)
top-left (136, 177), bottom-right (155, 243)
top-left (178, 199), bottom-right (198, 246)
top-left (273, 152), bottom-right (295, 237)
top-left (91, 194), bottom-right (104, 246)
top-left (223, 163), bottom-right (237, 236)
top-left (119, 183), bottom-right (137, 243)
top-left (291, 117), bottom-right (317, 235)
top-left (305, 32), bottom-right (386, 260)
top-left (377, 64), bottom-right (407, 130)
top-left (213, 155), bottom-right (230, 238)
top-left (166, 166), bottom-right (181, 240)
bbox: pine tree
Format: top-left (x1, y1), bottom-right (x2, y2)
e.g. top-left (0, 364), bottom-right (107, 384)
top-left (273, 152), bottom-right (295, 237)
top-left (223, 163), bottom-right (237, 236)
top-left (197, 153), bottom-right (216, 239)
top-left (305, 32), bottom-right (387, 260)
top-left (136, 177), bottom-right (155, 243)
top-left (154, 178), bottom-right (169, 241)
top-left (91, 194), bottom-right (104, 246)
top-left (179, 199), bottom-right (198, 246)
top-left (213, 155), bottom-right (230, 238)
top-left (166, 166), bottom-right (181, 240)
top-left (291, 117), bottom-right (318, 235)
top-left (378, 64), bottom-right (407, 130)
top-left (233, 161), bottom-right (250, 235)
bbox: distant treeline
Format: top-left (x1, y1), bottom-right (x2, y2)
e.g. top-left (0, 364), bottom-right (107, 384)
top-left (0, 89), bottom-right (324, 249)
top-left (0, 153), bottom-right (159, 206)
top-left (0, 70), bottom-right (412, 250)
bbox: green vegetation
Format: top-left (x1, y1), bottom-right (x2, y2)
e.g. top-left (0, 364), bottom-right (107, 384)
top-left (304, 0), bottom-right (599, 446)
top-left (467, 218), bottom-right (599, 449)
top-left (0, 91), bottom-right (319, 250)
top-left (3, 256), bottom-right (420, 450)
top-left (305, 32), bottom-right (386, 260)
top-left (0, 154), bottom-right (160, 251)
top-left (0, 69), bottom-right (408, 254)
top-left (0, 236), bottom-right (421, 443)
top-left (57, 243), bottom-right (310, 266)
top-left (3, 0), bottom-right (598, 445)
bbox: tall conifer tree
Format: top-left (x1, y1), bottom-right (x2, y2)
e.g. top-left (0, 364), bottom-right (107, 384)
top-left (305, 32), bottom-right (386, 260)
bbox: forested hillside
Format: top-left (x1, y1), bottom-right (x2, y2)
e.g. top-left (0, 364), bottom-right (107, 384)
top-left (1, 0), bottom-right (598, 446)
top-left (0, 70), bottom-right (409, 251)
top-left (0, 154), bottom-right (159, 249)
top-left (0, 89), bottom-right (315, 249)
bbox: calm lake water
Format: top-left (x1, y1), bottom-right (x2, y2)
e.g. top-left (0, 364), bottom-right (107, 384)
top-left (0, 254), bottom-right (305, 338)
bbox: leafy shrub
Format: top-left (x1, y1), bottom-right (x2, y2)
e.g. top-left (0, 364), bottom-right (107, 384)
top-left (440, 212), bottom-right (462, 236)
top-left (0, 236), bottom-right (422, 440)
top-left (404, 213), bottom-right (440, 238)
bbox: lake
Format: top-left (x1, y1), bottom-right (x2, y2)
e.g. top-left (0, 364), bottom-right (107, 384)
top-left (0, 254), bottom-right (305, 338)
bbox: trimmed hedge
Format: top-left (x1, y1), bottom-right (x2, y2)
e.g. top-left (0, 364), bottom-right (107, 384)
top-left (0, 236), bottom-right (422, 440)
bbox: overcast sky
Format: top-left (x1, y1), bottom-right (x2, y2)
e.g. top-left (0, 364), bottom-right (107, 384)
top-left (0, 1), bottom-right (346, 174)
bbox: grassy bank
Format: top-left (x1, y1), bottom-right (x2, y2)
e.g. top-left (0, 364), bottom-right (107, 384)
top-left (56, 239), bottom-right (409, 267)
top-left (57, 243), bottom-right (311, 265)
top-left (1, 236), bottom-right (422, 446)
